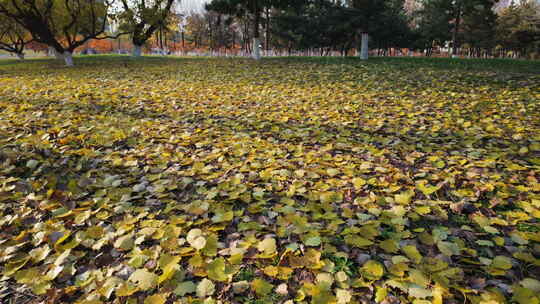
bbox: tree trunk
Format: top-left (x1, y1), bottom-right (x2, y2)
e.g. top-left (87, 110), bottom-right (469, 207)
top-left (49, 46), bottom-right (64, 60)
top-left (17, 53), bottom-right (25, 60)
top-left (252, 38), bottom-right (261, 60)
top-left (132, 44), bottom-right (142, 57)
top-left (265, 7), bottom-right (270, 55)
top-left (160, 27), bottom-right (164, 51)
top-left (64, 52), bottom-right (74, 67)
top-left (360, 33), bottom-right (369, 60)
top-left (231, 31), bottom-right (235, 52)
top-left (252, 0), bottom-right (261, 60)
top-left (181, 31), bottom-right (185, 53)
top-left (452, 2), bottom-right (462, 58)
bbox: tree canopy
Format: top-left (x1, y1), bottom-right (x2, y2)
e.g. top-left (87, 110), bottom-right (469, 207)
top-left (0, 0), bottom-right (538, 62)
top-left (0, 0), bottom-right (115, 65)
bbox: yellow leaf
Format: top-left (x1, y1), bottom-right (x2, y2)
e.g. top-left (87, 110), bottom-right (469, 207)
top-left (128, 269), bottom-right (158, 291)
top-left (144, 294), bottom-right (167, 304)
top-left (360, 260), bottom-right (384, 281)
top-left (257, 238), bottom-right (277, 256)
top-left (395, 190), bottom-right (414, 204)
top-left (352, 177), bottom-right (366, 189)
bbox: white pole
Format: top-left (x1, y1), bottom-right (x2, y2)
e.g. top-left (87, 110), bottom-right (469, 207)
top-left (64, 52), bottom-right (74, 66)
top-left (360, 33), bottom-right (369, 60)
top-left (252, 38), bottom-right (261, 60)
top-left (132, 45), bottom-right (142, 57)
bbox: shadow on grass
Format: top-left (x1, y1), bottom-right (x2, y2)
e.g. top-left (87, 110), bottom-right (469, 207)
top-left (1, 54), bottom-right (539, 74)
top-left (270, 56), bottom-right (540, 74)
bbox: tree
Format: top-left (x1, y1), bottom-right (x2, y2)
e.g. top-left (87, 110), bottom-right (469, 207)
top-left (461, 1), bottom-right (499, 56)
top-left (0, 13), bottom-right (32, 59)
top-left (347, 0), bottom-right (389, 59)
top-left (118, 0), bottom-right (177, 57)
top-left (450, 0), bottom-right (499, 56)
top-left (496, 0), bottom-right (540, 58)
top-left (265, 0), bottom-right (414, 57)
top-left (414, 0), bottom-right (455, 56)
top-left (272, 1), bottom-right (339, 53)
top-left (369, 0), bottom-right (415, 54)
top-left (206, 0), bottom-right (285, 60)
top-left (0, 0), bottom-right (117, 66)
top-left (414, 0), bottom-right (500, 57)
top-left (179, 11), bottom-right (236, 53)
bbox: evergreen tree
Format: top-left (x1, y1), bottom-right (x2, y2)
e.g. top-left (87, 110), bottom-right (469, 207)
top-left (461, 1), bottom-right (499, 55)
top-left (496, 0), bottom-right (540, 57)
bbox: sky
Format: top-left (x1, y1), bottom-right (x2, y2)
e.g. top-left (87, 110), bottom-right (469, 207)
top-left (179, 0), bottom-right (208, 12)
top-left (178, 0), bottom-right (540, 13)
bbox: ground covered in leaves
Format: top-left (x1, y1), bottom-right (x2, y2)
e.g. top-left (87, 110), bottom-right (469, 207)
top-left (0, 56), bottom-right (539, 304)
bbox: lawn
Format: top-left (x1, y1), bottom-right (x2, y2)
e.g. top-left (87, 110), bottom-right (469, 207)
top-left (0, 56), bottom-right (539, 304)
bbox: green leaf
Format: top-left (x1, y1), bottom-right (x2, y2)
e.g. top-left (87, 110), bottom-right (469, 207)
top-left (211, 210), bottom-right (234, 223)
top-left (408, 285), bottom-right (432, 299)
top-left (206, 257), bottom-right (228, 281)
top-left (344, 235), bottom-right (373, 248)
top-left (491, 256), bottom-right (513, 270)
top-left (512, 287), bottom-right (537, 304)
top-left (174, 281), bottom-right (197, 296)
top-left (252, 278), bottom-right (273, 296)
top-left (304, 236), bottom-right (322, 247)
top-left (114, 234), bottom-right (134, 251)
top-left (437, 241), bottom-right (460, 257)
top-left (320, 191), bottom-right (343, 204)
top-left (3, 256), bottom-right (30, 276)
top-left (409, 269), bottom-right (430, 287)
top-left (201, 234), bottom-right (218, 257)
top-left (521, 278), bottom-right (540, 293)
top-left (360, 260), bottom-right (384, 281)
top-left (14, 267), bottom-right (40, 284)
top-left (402, 245), bottom-right (422, 264)
top-left (379, 239), bottom-right (399, 253)
top-left (26, 159), bottom-right (39, 169)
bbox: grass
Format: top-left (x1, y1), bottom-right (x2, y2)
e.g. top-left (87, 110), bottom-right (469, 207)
top-left (0, 55), bottom-right (539, 303)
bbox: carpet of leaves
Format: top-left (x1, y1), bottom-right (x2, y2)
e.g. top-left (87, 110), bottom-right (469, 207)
top-left (0, 57), bottom-right (539, 304)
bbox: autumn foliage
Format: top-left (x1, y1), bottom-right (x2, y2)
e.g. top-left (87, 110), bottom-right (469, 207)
top-left (0, 57), bottom-right (539, 304)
